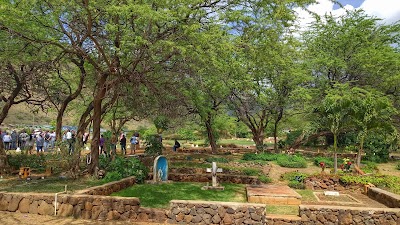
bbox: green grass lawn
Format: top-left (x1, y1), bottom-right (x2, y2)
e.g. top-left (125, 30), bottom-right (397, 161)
top-left (111, 182), bottom-right (247, 208)
top-left (0, 177), bottom-right (105, 193)
top-left (266, 205), bottom-right (299, 215)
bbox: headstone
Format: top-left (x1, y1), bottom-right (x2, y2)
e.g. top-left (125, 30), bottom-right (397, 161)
top-left (202, 162), bottom-right (224, 190)
top-left (153, 155), bottom-right (168, 182)
top-left (324, 191), bottom-right (340, 196)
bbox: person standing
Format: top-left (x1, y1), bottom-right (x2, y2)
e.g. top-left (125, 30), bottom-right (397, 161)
top-left (36, 133), bottom-right (44, 154)
top-left (66, 129), bottom-right (72, 152)
top-left (99, 134), bottom-right (106, 156)
top-left (69, 130), bottom-right (76, 155)
top-left (120, 134), bottom-right (127, 155)
top-left (43, 131), bottom-right (51, 152)
top-left (49, 130), bottom-right (56, 149)
top-left (130, 135), bottom-right (137, 155)
top-left (110, 133), bottom-right (117, 158)
top-left (82, 132), bottom-right (89, 145)
top-left (19, 130), bottom-right (28, 150)
top-left (25, 133), bottom-right (34, 155)
top-left (11, 130), bottom-right (18, 150)
top-left (2, 132), bottom-right (11, 151)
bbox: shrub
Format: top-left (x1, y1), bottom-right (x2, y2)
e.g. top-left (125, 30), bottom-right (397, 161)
top-left (397, 162), bottom-right (400, 171)
top-left (242, 153), bottom-right (279, 161)
top-left (205, 157), bottom-right (229, 163)
top-left (285, 130), bottom-right (303, 146)
top-left (280, 171), bottom-right (308, 182)
top-left (99, 156), bottom-right (148, 183)
top-left (258, 175), bottom-right (272, 183)
top-left (360, 161), bottom-right (378, 174)
top-left (242, 168), bottom-right (261, 176)
top-left (340, 174), bottom-right (400, 195)
top-left (288, 180), bottom-right (305, 189)
top-left (144, 134), bottom-right (163, 156)
top-left (7, 154), bottom-right (46, 172)
top-left (276, 154), bottom-right (307, 168)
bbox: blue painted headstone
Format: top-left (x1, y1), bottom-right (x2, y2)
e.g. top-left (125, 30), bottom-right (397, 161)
top-left (153, 155), bottom-right (168, 182)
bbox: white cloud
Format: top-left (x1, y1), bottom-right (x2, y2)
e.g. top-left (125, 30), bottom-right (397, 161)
top-left (295, 0), bottom-right (400, 31)
top-left (360, 0), bottom-right (400, 24)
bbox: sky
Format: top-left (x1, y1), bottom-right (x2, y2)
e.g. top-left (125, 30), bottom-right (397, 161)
top-left (296, 0), bottom-right (400, 28)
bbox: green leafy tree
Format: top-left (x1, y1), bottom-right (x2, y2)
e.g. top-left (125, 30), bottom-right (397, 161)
top-left (227, 0), bottom-right (312, 150)
top-left (314, 84), bottom-right (354, 173)
top-left (350, 88), bottom-right (397, 166)
top-left (303, 9), bottom-right (400, 94)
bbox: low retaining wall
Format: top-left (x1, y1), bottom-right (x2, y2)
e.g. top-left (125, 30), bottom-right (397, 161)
top-left (367, 187), bottom-right (400, 208)
top-left (168, 200), bottom-right (266, 224)
top-left (75, 176), bottom-right (136, 196)
top-left (0, 192), bottom-right (165, 221)
top-left (299, 205), bottom-right (400, 224)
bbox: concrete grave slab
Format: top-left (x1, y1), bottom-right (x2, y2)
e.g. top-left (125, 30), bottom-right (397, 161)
top-left (247, 184), bottom-right (302, 205)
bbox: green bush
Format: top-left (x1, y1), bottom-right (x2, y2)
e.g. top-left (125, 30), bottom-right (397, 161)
top-left (288, 180), bottom-right (305, 189)
top-left (99, 156), bottom-right (148, 183)
top-left (205, 157), bottom-right (229, 163)
top-left (397, 163), bottom-right (400, 170)
top-left (7, 154), bottom-right (46, 172)
top-left (280, 171), bottom-right (308, 182)
top-left (285, 130), bottom-right (303, 146)
top-left (242, 168), bottom-right (261, 176)
top-left (360, 161), bottom-right (378, 174)
top-left (340, 175), bottom-right (400, 194)
top-left (242, 153), bottom-right (280, 161)
top-left (144, 134), bottom-right (163, 156)
top-left (276, 154), bottom-right (307, 168)
top-left (258, 175), bottom-right (272, 183)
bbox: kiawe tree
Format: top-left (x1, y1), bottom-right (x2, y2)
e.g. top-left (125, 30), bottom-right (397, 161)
top-left (227, 0), bottom-right (312, 150)
top-left (314, 83), bottom-right (354, 173)
top-left (350, 88), bottom-right (397, 166)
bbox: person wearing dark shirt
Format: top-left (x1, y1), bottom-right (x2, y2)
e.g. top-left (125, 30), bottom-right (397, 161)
top-left (120, 134), bottom-right (127, 155)
top-left (173, 140), bottom-right (180, 152)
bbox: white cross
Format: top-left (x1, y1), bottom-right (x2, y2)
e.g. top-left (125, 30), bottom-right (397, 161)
top-left (206, 162), bottom-right (223, 187)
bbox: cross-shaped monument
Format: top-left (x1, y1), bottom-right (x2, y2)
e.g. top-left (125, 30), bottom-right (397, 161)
top-left (202, 162), bottom-right (224, 190)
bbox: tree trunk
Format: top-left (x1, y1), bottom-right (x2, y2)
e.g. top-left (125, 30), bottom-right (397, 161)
top-left (76, 102), bottom-right (94, 148)
top-left (252, 128), bottom-right (264, 151)
top-left (204, 114), bottom-right (217, 154)
top-left (333, 133), bottom-right (338, 174)
top-left (357, 136), bottom-right (364, 167)
top-left (273, 109), bottom-right (283, 153)
top-left (88, 75), bottom-right (107, 175)
top-left (55, 61), bottom-right (86, 141)
top-left (55, 102), bottom-right (68, 141)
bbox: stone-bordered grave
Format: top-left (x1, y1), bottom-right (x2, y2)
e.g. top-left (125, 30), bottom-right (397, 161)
top-left (247, 184), bottom-right (302, 205)
top-left (313, 191), bottom-right (363, 205)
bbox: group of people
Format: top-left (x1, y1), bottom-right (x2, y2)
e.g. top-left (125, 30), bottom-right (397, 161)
top-left (99, 132), bottom-right (140, 157)
top-left (0, 128), bottom-right (57, 154)
top-left (2, 128), bottom-right (182, 156)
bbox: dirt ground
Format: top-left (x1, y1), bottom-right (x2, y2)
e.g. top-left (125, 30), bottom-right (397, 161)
top-left (267, 161), bottom-right (323, 183)
top-left (0, 211), bottom-right (165, 225)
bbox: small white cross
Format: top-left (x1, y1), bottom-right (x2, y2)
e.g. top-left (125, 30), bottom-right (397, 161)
top-left (206, 162), bottom-right (223, 187)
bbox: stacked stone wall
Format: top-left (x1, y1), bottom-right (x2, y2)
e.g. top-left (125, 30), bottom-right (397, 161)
top-left (367, 187), bottom-right (400, 208)
top-left (0, 192), bottom-right (166, 221)
top-left (168, 200), bottom-right (266, 224)
top-left (299, 205), bottom-right (400, 224)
